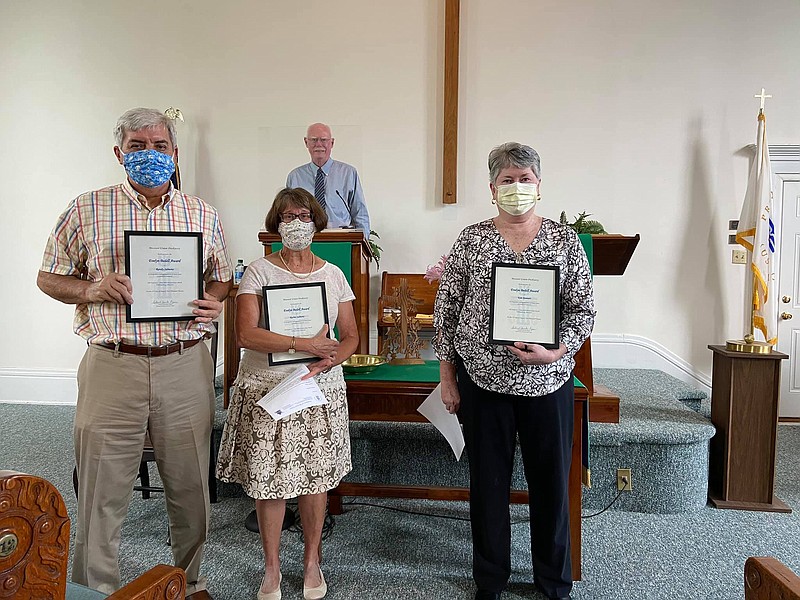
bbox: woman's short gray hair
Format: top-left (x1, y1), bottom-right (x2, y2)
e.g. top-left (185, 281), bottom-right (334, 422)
top-left (114, 108), bottom-right (177, 147)
top-left (488, 142), bottom-right (541, 182)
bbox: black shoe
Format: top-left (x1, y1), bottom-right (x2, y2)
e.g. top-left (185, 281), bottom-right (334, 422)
top-left (535, 581), bottom-right (572, 600)
top-left (474, 591), bottom-right (501, 600)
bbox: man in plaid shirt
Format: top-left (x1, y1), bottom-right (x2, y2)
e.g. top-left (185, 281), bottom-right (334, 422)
top-left (38, 107), bottom-right (232, 600)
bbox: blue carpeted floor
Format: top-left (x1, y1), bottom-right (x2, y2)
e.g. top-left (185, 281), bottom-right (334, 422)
top-left (2, 369), bottom-right (799, 599)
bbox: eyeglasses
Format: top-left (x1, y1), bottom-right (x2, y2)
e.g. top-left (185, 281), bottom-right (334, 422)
top-left (280, 212), bottom-right (313, 223)
top-left (307, 137), bottom-right (331, 145)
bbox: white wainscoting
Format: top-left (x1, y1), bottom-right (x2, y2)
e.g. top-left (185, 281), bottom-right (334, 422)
top-left (591, 333), bottom-right (712, 396)
top-left (0, 369), bottom-right (78, 405)
top-left (0, 359), bottom-right (227, 406)
top-left (0, 336), bottom-right (712, 405)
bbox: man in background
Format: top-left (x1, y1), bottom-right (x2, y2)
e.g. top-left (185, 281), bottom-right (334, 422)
top-left (286, 122), bottom-right (371, 233)
top-left (37, 107), bottom-right (232, 599)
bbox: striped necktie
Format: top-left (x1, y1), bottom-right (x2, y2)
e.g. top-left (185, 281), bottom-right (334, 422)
top-left (314, 167), bottom-right (326, 210)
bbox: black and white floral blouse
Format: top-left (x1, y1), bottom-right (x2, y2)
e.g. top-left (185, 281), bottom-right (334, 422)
top-left (433, 218), bottom-right (595, 397)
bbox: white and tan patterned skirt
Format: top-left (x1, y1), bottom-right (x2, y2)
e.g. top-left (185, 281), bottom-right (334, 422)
top-left (215, 363), bottom-right (352, 500)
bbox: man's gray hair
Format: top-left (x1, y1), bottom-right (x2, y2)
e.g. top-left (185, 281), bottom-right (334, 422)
top-left (114, 108), bottom-right (177, 147)
top-left (488, 142), bottom-right (541, 182)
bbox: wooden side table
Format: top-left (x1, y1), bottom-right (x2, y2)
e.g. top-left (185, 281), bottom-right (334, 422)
top-left (707, 345), bottom-right (790, 513)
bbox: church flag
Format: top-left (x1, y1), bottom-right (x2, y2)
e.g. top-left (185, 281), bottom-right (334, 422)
top-left (735, 112), bottom-right (777, 345)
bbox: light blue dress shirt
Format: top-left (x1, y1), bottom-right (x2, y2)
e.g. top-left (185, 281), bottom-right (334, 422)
top-left (286, 158), bottom-right (370, 232)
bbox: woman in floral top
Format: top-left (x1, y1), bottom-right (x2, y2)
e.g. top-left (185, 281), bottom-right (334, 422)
top-left (216, 188), bottom-right (358, 600)
top-left (433, 143), bottom-right (595, 600)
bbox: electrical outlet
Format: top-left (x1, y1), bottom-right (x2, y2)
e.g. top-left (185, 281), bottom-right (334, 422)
top-left (732, 249), bottom-right (747, 265)
top-left (617, 468), bottom-right (632, 491)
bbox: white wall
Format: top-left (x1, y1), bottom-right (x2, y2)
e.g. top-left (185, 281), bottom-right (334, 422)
top-left (2, 0), bottom-right (800, 399)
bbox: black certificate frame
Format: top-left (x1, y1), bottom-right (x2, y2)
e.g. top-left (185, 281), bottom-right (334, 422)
top-left (124, 230), bottom-right (203, 323)
top-left (263, 281), bottom-right (330, 366)
top-left (488, 262), bottom-right (560, 350)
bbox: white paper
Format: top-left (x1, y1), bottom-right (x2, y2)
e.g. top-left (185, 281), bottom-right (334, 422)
top-left (256, 365), bottom-right (328, 420)
top-left (416, 384), bottom-right (465, 460)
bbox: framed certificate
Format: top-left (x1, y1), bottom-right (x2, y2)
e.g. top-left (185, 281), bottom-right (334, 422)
top-left (263, 282), bottom-right (330, 366)
top-left (488, 262), bottom-right (560, 349)
top-left (124, 231), bottom-right (203, 323)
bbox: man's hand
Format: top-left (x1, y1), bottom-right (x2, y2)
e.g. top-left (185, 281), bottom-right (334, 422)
top-left (508, 342), bottom-right (567, 366)
top-left (86, 273), bottom-right (134, 305)
top-left (192, 292), bottom-right (224, 323)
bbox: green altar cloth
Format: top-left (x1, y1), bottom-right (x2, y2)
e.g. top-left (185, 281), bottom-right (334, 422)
top-left (344, 359), bottom-right (585, 389)
top-left (344, 360), bottom-right (440, 382)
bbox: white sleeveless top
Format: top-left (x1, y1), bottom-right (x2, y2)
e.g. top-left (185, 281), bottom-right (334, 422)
top-left (235, 257), bottom-right (356, 374)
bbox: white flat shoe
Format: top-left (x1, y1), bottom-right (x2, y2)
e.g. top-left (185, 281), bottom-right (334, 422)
top-left (303, 566), bottom-right (327, 600)
top-left (257, 572), bottom-right (281, 600)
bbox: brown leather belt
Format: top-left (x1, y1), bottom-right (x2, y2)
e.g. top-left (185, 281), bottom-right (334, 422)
top-left (96, 338), bottom-right (204, 357)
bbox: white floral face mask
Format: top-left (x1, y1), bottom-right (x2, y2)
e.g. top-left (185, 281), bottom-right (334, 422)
top-left (278, 219), bottom-right (316, 250)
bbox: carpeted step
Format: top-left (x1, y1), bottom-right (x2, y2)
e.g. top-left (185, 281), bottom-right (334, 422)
top-left (583, 369), bottom-right (714, 514)
top-left (346, 420), bottom-right (528, 491)
top-left (214, 370), bottom-right (715, 514)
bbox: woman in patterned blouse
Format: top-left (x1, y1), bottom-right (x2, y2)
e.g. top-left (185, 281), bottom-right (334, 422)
top-left (433, 143), bottom-right (595, 600)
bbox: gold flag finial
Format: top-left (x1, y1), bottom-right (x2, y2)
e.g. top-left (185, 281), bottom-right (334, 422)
top-left (164, 107), bottom-right (184, 122)
top-left (163, 108), bottom-right (183, 190)
top-left (754, 88), bottom-right (772, 114)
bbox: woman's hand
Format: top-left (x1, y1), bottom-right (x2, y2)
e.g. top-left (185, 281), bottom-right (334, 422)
top-left (441, 375), bottom-right (461, 414)
top-left (301, 324), bottom-right (340, 361)
top-left (508, 342), bottom-right (567, 366)
top-left (302, 357), bottom-right (335, 380)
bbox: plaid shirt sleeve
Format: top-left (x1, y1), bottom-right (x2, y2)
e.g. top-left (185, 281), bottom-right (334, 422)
top-left (204, 209), bottom-right (233, 284)
top-left (40, 199), bottom-right (86, 277)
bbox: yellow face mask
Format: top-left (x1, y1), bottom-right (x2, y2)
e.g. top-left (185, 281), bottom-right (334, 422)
top-left (495, 182), bottom-right (539, 215)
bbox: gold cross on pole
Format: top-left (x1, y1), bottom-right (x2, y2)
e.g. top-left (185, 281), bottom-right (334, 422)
top-left (754, 87), bottom-right (772, 112)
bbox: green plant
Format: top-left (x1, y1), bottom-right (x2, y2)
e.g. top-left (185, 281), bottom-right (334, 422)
top-left (559, 211), bottom-right (607, 234)
top-left (368, 230), bottom-right (382, 268)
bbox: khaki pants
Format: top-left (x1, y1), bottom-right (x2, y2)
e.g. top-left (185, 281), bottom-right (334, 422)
top-left (72, 343), bottom-right (214, 596)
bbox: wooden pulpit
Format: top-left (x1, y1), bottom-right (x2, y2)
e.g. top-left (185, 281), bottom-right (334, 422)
top-left (223, 230), bottom-right (372, 406)
top-left (574, 234), bottom-right (640, 423)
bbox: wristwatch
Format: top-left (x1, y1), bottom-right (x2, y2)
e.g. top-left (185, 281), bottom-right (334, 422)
top-left (288, 336), bottom-right (296, 355)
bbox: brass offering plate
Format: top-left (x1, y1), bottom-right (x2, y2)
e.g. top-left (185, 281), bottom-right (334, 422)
top-left (342, 354), bottom-right (387, 374)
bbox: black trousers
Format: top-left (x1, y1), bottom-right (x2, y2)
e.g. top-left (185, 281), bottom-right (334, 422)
top-left (457, 361), bottom-right (573, 598)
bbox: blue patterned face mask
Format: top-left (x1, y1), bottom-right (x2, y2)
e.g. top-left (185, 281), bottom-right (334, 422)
top-left (121, 149), bottom-right (175, 188)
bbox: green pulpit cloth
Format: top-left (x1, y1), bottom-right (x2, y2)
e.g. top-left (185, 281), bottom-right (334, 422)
top-left (272, 241), bottom-right (352, 339)
top-left (577, 233), bottom-right (593, 487)
top-left (270, 242), bottom-right (352, 284)
top-left (578, 233), bottom-right (593, 275)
